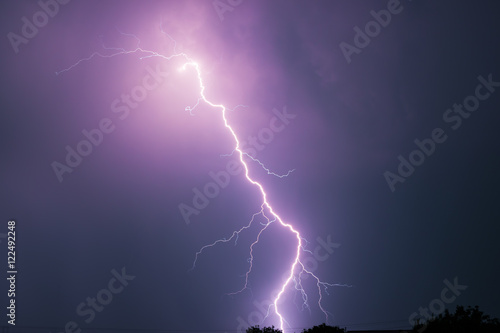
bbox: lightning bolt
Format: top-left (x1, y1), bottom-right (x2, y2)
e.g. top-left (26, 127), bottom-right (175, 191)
top-left (57, 25), bottom-right (350, 332)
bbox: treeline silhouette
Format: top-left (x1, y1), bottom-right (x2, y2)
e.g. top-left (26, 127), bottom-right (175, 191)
top-left (247, 323), bottom-right (345, 333)
top-left (246, 306), bottom-right (500, 333)
top-left (0, 305), bottom-right (497, 333)
top-left (302, 324), bottom-right (346, 333)
top-left (413, 305), bottom-right (499, 333)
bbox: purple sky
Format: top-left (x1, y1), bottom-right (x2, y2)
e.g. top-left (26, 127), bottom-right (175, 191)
top-left (1, 0), bottom-right (500, 332)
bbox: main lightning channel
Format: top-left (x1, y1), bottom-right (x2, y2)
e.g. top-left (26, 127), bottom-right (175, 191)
top-left (57, 29), bottom-right (349, 332)
top-left (182, 59), bottom-right (348, 332)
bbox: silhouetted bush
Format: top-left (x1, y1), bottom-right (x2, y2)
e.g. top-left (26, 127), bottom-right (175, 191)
top-left (413, 305), bottom-right (500, 333)
top-left (246, 325), bottom-right (282, 333)
top-left (302, 323), bottom-right (345, 333)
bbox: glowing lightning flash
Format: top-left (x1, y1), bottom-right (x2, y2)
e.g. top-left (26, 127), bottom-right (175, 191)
top-left (180, 58), bottom-right (341, 330)
top-left (57, 28), bottom-right (349, 332)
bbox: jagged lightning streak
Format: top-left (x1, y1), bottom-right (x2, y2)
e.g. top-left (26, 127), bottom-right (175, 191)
top-left (182, 56), bottom-right (352, 330)
top-left (57, 27), bottom-right (349, 332)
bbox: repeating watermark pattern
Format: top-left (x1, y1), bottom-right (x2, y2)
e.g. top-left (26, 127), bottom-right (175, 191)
top-left (213, 0), bottom-right (244, 22)
top-left (179, 106), bottom-right (296, 225)
top-left (51, 64), bottom-right (170, 182)
top-left (235, 235), bottom-right (341, 333)
top-left (49, 267), bottom-right (135, 333)
top-left (339, 0), bottom-right (407, 64)
top-left (384, 73), bottom-right (499, 192)
top-left (7, 0), bottom-right (72, 54)
top-left (405, 276), bottom-right (467, 333)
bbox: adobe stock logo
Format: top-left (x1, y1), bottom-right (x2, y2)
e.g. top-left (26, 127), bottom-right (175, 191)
top-left (384, 74), bottom-right (499, 192)
top-left (212, 0), bottom-right (244, 22)
top-left (7, 0), bottom-right (72, 54)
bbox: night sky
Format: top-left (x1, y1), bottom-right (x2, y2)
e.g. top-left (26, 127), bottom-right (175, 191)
top-left (1, 1), bottom-right (499, 332)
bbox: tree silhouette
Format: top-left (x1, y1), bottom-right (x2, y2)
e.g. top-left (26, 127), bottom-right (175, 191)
top-left (413, 305), bottom-right (500, 333)
top-left (302, 323), bottom-right (345, 333)
top-left (246, 323), bottom-right (345, 333)
top-left (246, 325), bottom-right (282, 333)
